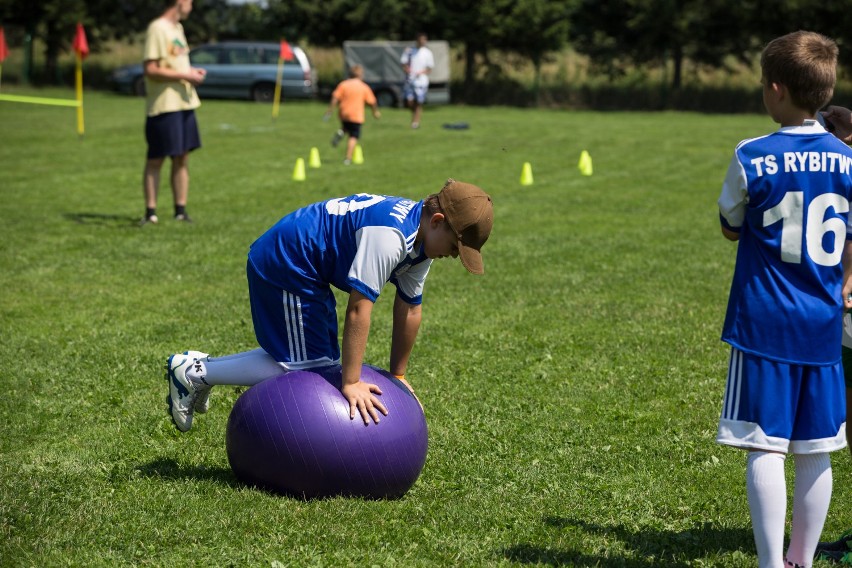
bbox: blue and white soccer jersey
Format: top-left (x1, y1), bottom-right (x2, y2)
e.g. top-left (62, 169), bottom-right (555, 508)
top-left (717, 120), bottom-right (852, 453)
top-left (247, 194), bottom-right (431, 367)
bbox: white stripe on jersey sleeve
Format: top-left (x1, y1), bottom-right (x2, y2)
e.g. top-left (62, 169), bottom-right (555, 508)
top-left (349, 226), bottom-right (407, 299)
top-left (396, 256), bottom-right (432, 301)
top-left (718, 153), bottom-right (748, 229)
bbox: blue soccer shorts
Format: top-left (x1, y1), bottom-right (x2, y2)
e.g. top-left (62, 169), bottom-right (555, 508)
top-left (246, 260), bottom-right (341, 369)
top-left (717, 347), bottom-right (847, 454)
top-left (145, 109), bottom-right (201, 159)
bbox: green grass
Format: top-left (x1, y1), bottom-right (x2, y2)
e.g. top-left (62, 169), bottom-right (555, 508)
top-left (1, 87), bottom-right (849, 567)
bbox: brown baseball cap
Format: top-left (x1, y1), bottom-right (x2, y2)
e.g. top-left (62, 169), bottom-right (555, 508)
top-left (437, 179), bottom-right (493, 275)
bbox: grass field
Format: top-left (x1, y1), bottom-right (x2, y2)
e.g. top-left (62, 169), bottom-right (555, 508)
top-left (1, 87), bottom-right (849, 567)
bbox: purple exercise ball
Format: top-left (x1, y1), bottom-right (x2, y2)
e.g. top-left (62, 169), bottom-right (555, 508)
top-left (225, 364), bottom-right (428, 499)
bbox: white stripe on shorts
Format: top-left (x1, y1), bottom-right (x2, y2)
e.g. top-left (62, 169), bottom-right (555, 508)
top-left (283, 291), bottom-right (307, 362)
top-left (722, 348), bottom-right (743, 421)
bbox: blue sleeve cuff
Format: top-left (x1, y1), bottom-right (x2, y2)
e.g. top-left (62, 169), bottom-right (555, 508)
top-left (720, 213), bottom-right (741, 234)
top-left (390, 277), bottom-right (423, 305)
top-left (347, 278), bottom-right (379, 303)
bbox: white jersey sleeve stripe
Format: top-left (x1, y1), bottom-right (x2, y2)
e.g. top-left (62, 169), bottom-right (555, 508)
top-left (348, 226), bottom-right (407, 300)
top-left (718, 154), bottom-right (748, 230)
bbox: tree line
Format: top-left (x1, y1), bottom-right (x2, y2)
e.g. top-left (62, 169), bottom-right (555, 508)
top-left (3, 0), bottom-right (852, 93)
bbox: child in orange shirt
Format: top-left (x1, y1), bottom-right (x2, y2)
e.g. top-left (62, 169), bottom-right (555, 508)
top-left (325, 65), bottom-right (381, 164)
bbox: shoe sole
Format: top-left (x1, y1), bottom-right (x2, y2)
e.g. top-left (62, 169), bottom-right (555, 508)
top-left (193, 388), bottom-right (211, 413)
top-left (165, 359), bottom-right (193, 432)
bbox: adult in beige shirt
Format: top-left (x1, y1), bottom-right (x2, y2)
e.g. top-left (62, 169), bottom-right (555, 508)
top-left (141, 0), bottom-right (206, 225)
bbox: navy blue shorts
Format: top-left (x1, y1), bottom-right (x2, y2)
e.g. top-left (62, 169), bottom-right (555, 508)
top-left (342, 121), bottom-right (362, 139)
top-left (145, 110), bottom-right (201, 159)
top-left (246, 260), bottom-right (341, 368)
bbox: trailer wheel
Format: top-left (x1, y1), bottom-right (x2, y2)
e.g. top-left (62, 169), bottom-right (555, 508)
top-left (376, 89), bottom-right (398, 108)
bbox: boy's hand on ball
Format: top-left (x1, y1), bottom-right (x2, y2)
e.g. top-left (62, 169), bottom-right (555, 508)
top-left (342, 381), bottom-right (388, 425)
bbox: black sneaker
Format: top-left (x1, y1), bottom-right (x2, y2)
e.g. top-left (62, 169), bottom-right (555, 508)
top-left (330, 129), bottom-right (344, 147)
top-left (815, 530), bottom-right (852, 564)
top-left (174, 213), bottom-right (193, 223)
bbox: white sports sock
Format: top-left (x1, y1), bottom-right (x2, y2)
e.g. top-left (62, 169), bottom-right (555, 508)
top-left (785, 453), bottom-right (832, 568)
top-left (203, 348), bottom-right (288, 386)
top-left (747, 451), bottom-right (788, 568)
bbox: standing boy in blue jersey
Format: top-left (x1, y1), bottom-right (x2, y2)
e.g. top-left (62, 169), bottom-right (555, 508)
top-left (716, 31), bottom-right (852, 568)
top-left (164, 179), bottom-right (493, 431)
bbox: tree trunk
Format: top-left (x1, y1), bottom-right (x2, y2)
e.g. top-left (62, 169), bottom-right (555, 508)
top-left (671, 43), bottom-right (683, 90)
top-left (44, 21), bottom-right (64, 85)
top-left (532, 55), bottom-right (541, 107)
top-left (463, 41), bottom-right (477, 103)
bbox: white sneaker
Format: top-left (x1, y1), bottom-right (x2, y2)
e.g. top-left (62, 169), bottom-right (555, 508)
top-left (166, 352), bottom-right (208, 432)
top-left (183, 350), bottom-right (211, 413)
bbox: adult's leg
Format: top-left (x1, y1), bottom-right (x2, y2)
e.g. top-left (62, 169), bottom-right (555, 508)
top-left (171, 153), bottom-right (189, 208)
top-left (412, 102), bottom-right (423, 127)
top-left (143, 158), bottom-right (165, 209)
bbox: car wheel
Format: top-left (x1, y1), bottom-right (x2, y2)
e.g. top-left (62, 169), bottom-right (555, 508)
top-left (133, 76), bottom-right (146, 97)
top-left (376, 90), bottom-right (397, 108)
top-left (252, 82), bottom-right (276, 103)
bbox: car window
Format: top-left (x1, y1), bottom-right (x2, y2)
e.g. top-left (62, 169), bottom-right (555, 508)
top-left (261, 48), bottom-right (279, 65)
top-left (190, 47), bottom-right (218, 65)
top-left (226, 47), bottom-right (264, 65)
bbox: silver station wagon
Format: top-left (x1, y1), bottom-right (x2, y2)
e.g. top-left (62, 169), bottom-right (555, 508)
top-left (112, 41), bottom-right (317, 102)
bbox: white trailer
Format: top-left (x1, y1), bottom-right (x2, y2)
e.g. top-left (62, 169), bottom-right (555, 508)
top-left (342, 40), bottom-right (451, 107)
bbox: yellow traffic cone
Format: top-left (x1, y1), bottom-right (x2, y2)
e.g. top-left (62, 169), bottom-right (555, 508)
top-left (308, 147), bottom-right (321, 168)
top-left (292, 157), bottom-right (306, 181)
top-left (520, 162), bottom-right (534, 186)
top-left (578, 150), bottom-right (593, 176)
top-left (352, 144), bottom-right (364, 165)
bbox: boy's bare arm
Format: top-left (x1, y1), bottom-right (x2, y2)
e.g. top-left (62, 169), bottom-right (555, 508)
top-left (324, 96), bottom-right (339, 118)
top-left (721, 226), bottom-right (740, 241)
top-left (389, 294), bottom-right (422, 377)
top-left (341, 291), bottom-right (387, 424)
top-left (842, 240), bottom-right (852, 309)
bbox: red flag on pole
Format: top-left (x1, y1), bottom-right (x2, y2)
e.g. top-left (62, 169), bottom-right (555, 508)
top-left (0, 28), bottom-right (9, 63)
top-left (279, 39), bottom-right (294, 61)
top-left (72, 23), bottom-right (89, 59)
